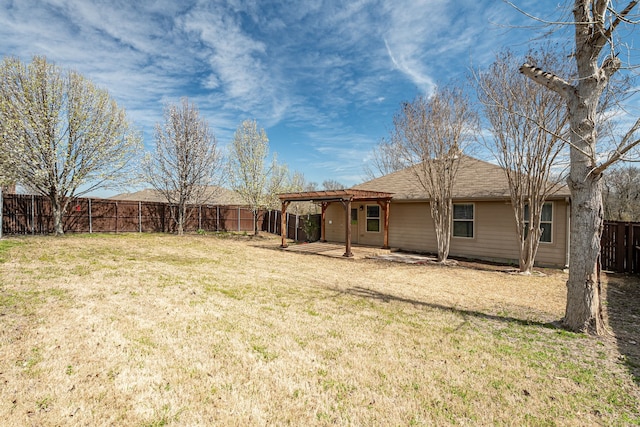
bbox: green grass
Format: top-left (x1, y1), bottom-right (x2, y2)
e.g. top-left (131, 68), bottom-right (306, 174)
top-left (0, 239), bottom-right (24, 263)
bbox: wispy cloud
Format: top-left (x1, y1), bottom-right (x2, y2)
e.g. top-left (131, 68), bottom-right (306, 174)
top-left (0, 0), bottom-right (588, 188)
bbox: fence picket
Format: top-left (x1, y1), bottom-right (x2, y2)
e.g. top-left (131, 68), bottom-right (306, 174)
top-left (601, 221), bottom-right (640, 274)
top-left (1, 195), bottom-right (317, 244)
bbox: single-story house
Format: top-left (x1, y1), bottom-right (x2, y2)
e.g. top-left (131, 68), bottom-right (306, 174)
top-left (110, 186), bottom-right (246, 205)
top-left (279, 156), bottom-right (571, 268)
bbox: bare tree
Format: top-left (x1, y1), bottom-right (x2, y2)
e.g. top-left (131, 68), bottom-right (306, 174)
top-left (603, 165), bottom-right (640, 221)
top-left (227, 119), bottom-right (285, 235)
top-left (142, 98), bottom-right (221, 235)
top-left (363, 137), bottom-right (405, 180)
top-left (0, 56), bottom-right (141, 235)
top-left (475, 47), bottom-right (569, 274)
top-left (321, 179), bottom-right (345, 190)
top-left (519, 0), bottom-right (640, 334)
top-left (392, 86), bottom-right (479, 262)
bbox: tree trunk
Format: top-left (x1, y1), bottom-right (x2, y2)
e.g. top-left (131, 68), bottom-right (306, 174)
top-left (51, 196), bottom-right (64, 236)
top-left (176, 205), bottom-right (185, 236)
top-left (254, 209), bottom-right (259, 236)
top-left (563, 85), bottom-right (606, 334)
top-left (564, 143), bottom-right (605, 333)
top-left (430, 199), bottom-right (451, 262)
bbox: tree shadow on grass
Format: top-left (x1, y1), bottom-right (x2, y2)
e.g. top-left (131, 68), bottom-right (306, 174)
top-left (339, 286), bottom-right (561, 331)
top-left (604, 273), bottom-right (640, 385)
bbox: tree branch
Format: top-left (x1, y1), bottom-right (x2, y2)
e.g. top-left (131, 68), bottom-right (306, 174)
top-left (603, 1), bottom-right (638, 42)
top-left (519, 63), bottom-right (575, 100)
top-left (592, 116), bottom-right (640, 175)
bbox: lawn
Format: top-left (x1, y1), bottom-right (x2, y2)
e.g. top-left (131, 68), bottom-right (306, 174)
top-left (0, 233), bottom-right (638, 426)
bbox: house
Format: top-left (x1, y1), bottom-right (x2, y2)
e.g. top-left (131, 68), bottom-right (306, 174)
top-left (110, 186), bottom-right (246, 206)
top-left (279, 156), bottom-right (571, 268)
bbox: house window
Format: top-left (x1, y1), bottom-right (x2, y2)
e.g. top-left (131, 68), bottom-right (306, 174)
top-left (525, 202), bottom-right (553, 243)
top-left (366, 205), bottom-right (380, 232)
top-left (453, 204), bottom-right (474, 238)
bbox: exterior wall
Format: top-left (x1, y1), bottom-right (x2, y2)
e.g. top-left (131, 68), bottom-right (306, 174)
top-left (388, 202), bottom-right (437, 252)
top-left (323, 199), bottom-right (569, 268)
top-left (324, 202), bottom-right (384, 247)
top-left (325, 203), bottom-right (346, 242)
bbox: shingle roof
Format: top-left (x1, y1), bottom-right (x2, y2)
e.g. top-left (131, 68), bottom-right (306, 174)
top-left (279, 189), bottom-right (393, 202)
top-left (110, 186), bottom-right (246, 205)
top-left (353, 155), bottom-right (570, 201)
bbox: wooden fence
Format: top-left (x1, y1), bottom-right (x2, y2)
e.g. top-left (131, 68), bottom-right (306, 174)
top-left (0, 193), bottom-right (319, 243)
top-left (601, 221), bottom-right (640, 274)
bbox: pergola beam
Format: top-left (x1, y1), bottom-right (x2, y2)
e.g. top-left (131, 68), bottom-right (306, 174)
top-left (278, 189), bottom-right (394, 256)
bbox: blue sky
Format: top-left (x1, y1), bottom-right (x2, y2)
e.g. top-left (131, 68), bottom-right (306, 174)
top-left (0, 0), bottom-right (621, 192)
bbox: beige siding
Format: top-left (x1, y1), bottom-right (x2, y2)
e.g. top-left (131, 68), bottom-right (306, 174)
top-left (324, 202), bottom-right (385, 246)
top-left (325, 203), bottom-right (345, 242)
top-left (449, 201), bottom-right (520, 263)
top-left (322, 199), bottom-right (568, 268)
top-left (388, 202), bottom-right (437, 252)
top-left (448, 200), bottom-right (568, 267)
top-left (534, 201), bottom-right (568, 267)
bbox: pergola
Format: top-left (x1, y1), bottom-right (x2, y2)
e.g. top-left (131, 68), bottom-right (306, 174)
top-left (278, 189), bottom-right (394, 257)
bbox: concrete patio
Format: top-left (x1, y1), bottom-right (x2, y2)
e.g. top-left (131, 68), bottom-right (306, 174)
top-left (281, 241), bottom-right (437, 264)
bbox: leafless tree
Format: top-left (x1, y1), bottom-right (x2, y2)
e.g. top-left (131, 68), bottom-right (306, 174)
top-left (321, 179), bottom-right (345, 190)
top-left (363, 137), bottom-right (405, 180)
top-left (227, 119), bottom-right (286, 235)
top-left (142, 98), bottom-right (221, 235)
top-left (519, 0), bottom-right (640, 334)
top-left (475, 47), bottom-right (569, 274)
top-left (603, 165), bottom-right (640, 221)
top-left (0, 56), bottom-right (141, 235)
top-left (392, 86), bottom-right (479, 262)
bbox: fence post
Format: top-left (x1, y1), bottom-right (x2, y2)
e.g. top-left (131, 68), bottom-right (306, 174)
top-left (139, 201), bottom-right (142, 233)
top-left (115, 202), bottom-right (118, 233)
top-left (31, 194), bottom-right (35, 235)
top-left (238, 207), bottom-right (241, 231)
top-left (88, 199), bottom-right (92, 233)
top-left (0, 187), bottom-right (3, 239)
top-left (295, 214), bottom-right (299, 241)
top-left (628, 223), bottom-right (634, 274)
top-left (198, 205), bottom-right (202, 231)
top-left (216, 206), bottom-right (220, 231)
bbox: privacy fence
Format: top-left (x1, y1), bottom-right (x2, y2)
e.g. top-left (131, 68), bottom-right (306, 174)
top-left (601, 221), bottom-right (640, 274)
top-left (0, 193), bottom-right (320, 243)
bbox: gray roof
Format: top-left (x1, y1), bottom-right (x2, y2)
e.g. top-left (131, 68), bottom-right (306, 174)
top-left (353, 156), bottom-right (570, 201)
top-left (110, 186), bottom-right (246, 205)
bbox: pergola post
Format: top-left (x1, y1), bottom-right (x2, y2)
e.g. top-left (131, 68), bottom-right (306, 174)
top-left (321, 202), bottom-right (328, 242)
top-left (378, 199), bottom-right (391, 249)
top-left (341, 198), bottom-right (353, 257)
top-left (280, 200), bottom-right (290, 248)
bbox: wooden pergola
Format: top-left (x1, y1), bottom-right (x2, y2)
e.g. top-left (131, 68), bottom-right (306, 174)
top-left (278, 189), bottom-right (394, 257)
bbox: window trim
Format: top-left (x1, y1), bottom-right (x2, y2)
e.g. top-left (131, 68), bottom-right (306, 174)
top-left (365, 204), bottom-right (381, 233)
top-left (452, 203), bottom-right (474, 239)
top-left (525, 202), bottom-right (553, 244)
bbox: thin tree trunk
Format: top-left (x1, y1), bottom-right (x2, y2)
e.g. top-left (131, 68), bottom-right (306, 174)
top-left (177, 205), bottom-right (185, 236)
top-left (51, 196), bottom-right (64, 236)
top-left (254, 210), bottom-right (259, 236)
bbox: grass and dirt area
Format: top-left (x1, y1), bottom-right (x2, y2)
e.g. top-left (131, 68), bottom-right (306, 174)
top-left (0, 233), bottom-right (638, 426)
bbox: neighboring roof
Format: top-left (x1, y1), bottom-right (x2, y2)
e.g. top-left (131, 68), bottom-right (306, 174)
top-left (279, 189), bottom-right (393, 203)
top-left (353, 156), bottom-right (570, 201)
top-left (110, 186), bottom-right (246, 205)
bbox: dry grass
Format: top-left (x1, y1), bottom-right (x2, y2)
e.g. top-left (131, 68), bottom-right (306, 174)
top-left (0, 233), bottom-right (638, 426)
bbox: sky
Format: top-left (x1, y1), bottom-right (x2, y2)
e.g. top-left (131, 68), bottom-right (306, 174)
top-left (0, 0), bottom-right (634, 194)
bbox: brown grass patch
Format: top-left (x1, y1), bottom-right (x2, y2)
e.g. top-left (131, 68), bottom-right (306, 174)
top-left (0, 233), bottom-right (638, 426)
